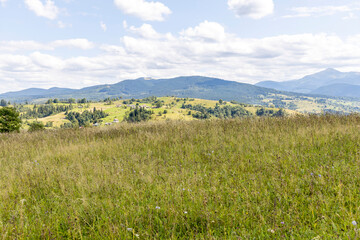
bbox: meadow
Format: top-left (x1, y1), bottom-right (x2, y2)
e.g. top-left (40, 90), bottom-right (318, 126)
top-left (0, 114), bottom-right (360, 239)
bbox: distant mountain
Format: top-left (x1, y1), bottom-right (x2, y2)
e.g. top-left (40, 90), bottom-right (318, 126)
top-left (0, 87), bottom-right (76, 102)
top-left (0, 76), bottom-right (300, 104)
top-left (310, 83), bottom-right (360, 98)
top-left (256, 68), bottom-right (360, 98)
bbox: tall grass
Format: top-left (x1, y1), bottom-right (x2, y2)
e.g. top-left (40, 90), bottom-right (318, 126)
top-left (0, 114), bottom-right (360, 239)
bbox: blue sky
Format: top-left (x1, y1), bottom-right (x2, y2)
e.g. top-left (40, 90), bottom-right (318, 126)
top-left (0, 0), bottom-right (360, 93)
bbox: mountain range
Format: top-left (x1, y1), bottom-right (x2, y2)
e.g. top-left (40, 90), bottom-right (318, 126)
top-left (0, 69), bottom-right (359, 104)
top-left (0, 76), bottom-right (295, 104)
top-left (256, 68), bottom-right (360, 98)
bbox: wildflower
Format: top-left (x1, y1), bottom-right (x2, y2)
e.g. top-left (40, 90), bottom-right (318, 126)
top-left (281, 222), bottom-right (285, 225)
top-left (311, 173), bottom-right (314, 176)
top-left (318, 174), bottom-right (321, 177)
top-left (268, 229), bottom-right (275, 233)
top-left (156, 206), bottom-right (160, 209)
top-left (182, 188), bottom-right (186, 191)
top-left (127, 228), bottom-right (133, 231)
top-left (352, 221), bottom-right (357, 226)
top-left (184, 211), bottom-right (188, 214)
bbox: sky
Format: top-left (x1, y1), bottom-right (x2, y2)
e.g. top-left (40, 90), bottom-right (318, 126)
top-left (0, 0), bottom-right (360, 93)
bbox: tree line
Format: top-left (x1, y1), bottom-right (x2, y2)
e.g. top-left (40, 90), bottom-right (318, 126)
top-left (181, 103), bottom-right (252, 119)
top-left (64, 108), bottom-right (109, 128)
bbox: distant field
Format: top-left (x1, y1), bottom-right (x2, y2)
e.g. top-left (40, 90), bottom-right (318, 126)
top-left (15, 97), bottom-right (292, 129)
top-left (0, 115), bottom-right (360, 238)
top-left (262, 93), bottom-right (360, 114)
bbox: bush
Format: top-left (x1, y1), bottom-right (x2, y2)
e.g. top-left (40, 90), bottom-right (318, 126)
top-left (28, 121), bottom-right (45, 132)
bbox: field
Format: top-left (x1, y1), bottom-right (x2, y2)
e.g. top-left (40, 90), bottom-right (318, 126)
top-left (0, 115), bottom-right (360, 238)
top-left (17, 97), bottom-right (293, 129)
top-left (261, 94), bottom-right (360, 114)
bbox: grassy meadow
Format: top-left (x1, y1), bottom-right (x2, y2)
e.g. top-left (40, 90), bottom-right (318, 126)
top-left (0, 114), bottom-right (360, 239)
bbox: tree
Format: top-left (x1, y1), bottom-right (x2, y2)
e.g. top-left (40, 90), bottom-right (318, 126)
top-left (0, 99), bottom-right (7, 107)
top-left (77, 98), bottom-right (87, 104)
top-left (68, 98), bottom-right (76, 103)
top-left (28, 121), bottom-right (45, 132)
top-left (0, 107), bottom-right (22, 133)
top-left (124, 107), bottom-right (153, 123)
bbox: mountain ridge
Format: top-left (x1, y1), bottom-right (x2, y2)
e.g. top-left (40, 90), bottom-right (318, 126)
top-left (256, 68), bottom-right (360, 98)
top-left (0, 76), bottom-right (289, 104)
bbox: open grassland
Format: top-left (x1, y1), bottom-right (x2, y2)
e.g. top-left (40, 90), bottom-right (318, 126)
top-left (0, 115), bottom-right (360, 239)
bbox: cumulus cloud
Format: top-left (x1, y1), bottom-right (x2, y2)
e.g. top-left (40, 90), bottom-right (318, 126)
top-left (228, 0), bottom-right (274, 19)
top-left (31, 52), bottom-right (65, 70)
top-left (181, 21), bottom-right (226, 42)
top-left (127, 24), bottom-right (165, 39)
top-left (24, 0), bottom-right (59, 20)
top-left (2, 22), bottom-right (360, 93)
top-left (114, 0), bottom-right (171, 21)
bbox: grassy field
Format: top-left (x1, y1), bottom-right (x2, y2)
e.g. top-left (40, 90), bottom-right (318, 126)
top-left (18, 97), bottom-right (292, 129)
top-left (0, 114), bottom-right (360, 238)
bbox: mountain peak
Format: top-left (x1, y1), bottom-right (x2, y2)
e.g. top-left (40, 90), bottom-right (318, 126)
top-left (321, 68), bottom-right (340, 74)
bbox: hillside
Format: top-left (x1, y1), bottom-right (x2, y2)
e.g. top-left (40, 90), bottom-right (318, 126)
top-left (256, 68), bottom-right (360, 98)
top-left (15, 97), bottom-right (290, 129)
top-left (1, 115), bottom-right (360, 238)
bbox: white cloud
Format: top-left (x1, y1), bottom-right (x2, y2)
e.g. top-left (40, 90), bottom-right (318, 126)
top-left (57, 21), bottom-right (72, 28)
top-left (284, 5), bottom-right (360, 18)
top-left (0, 0), bottom-right (7, 7)
top-left (31, 52), bottom-right (65, 70)
top-left (114, 0), bottom-right (171, 21)
top-left (122, 20), bottom-right (128, 29)
top-left (24, 0), bottom-right (59, 20)
top-left (2, 22), bottom-right (360, 93)
top-left (0, 39), bottom-right (95, 52)
top-left (181, 21), bottom-right (226, 42)
top-left (0, 41), bottom-right (51, 52)
top-left (51, 39), bottom-right (95, 50)
top-left (128, 24), bottom-right (163, 39)
top-left (228, 0), bottom-right (274, 19)
top-left (100, 21), bottom-right (107, 32)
